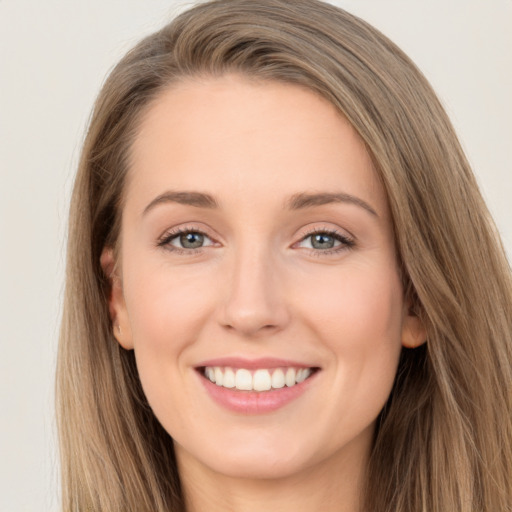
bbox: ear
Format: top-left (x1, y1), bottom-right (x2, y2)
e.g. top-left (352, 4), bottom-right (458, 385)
top-left (100, 247), bottom-right (134, 350)
top-left (401, 304), bottom-right (427, 349)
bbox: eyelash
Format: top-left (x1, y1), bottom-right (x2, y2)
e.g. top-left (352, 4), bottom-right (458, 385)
top-left (157, 226), bottom-right (214, 255)
top-left (299, 227), bottom-right (355, 256)
top-left (157, 226), bottom-right (355, 256)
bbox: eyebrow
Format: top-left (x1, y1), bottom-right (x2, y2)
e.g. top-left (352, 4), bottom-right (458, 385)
top-left (142, 190), bottom-right (377, 217)
top-left (143, 191), bottom-right (219, 215)
top-left (286, 192), bottom-right (378, 217)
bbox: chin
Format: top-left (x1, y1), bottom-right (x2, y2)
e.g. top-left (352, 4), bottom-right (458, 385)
top-left (203, 451), bottom-right (311, 481)
top-left (175, 426), bottom-right (344, 482)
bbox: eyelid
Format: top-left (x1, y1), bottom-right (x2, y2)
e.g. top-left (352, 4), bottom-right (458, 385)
top-left (297, 224), bottom-right (355, 241)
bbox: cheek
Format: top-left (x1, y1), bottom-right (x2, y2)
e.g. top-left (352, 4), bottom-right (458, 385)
top-left (121, 262), bottom-right (218, 428)
top-left (299, 261), bottom-right (404, 404)
top-left (124, 260), bottom-right (215, 353)
top-left (304, 260), bottom-right (404, 338)
top-left (120, 255), bottom-right (219, 414)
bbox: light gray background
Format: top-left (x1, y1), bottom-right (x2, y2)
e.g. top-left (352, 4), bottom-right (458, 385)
top-left (1, 1), bottom-right (510, 510)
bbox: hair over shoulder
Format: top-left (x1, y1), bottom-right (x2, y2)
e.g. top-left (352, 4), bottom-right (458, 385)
top-left (57, 1), bottom-right (512, 511)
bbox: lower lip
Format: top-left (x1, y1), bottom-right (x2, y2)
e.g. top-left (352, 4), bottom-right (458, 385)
top-left (197, 371), bottom-right (317, 414)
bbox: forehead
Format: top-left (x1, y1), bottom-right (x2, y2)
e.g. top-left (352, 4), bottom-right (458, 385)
top-left (126, 75), bottom-right (388, 217)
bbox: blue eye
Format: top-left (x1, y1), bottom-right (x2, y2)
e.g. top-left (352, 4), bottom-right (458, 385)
top-left (309, 233), bottom-right (339, 249)
top-left (159, 230), bottom-right (214, 251)
top-left (175, 232), bottom-right (205, 249)
top-left (298, 230), bottom-right (354, 252)
top-left (158, 228), bottom-right (353, 254)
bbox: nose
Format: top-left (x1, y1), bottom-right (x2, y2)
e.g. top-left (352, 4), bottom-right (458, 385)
top-left (218, 246), bottom-right (290, 338)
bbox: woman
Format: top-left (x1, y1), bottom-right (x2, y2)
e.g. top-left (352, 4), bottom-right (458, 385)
top-left (56, 0), bottom-right (512, 511)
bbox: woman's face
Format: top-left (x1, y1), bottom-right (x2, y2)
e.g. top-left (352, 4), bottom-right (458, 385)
top-left (106, 75), bottom-right (424, 481)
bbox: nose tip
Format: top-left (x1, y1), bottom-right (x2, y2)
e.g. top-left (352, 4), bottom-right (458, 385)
top-left (222, 306), bottom-right (284, 337)
top-left (218, 254), bottom-right (289, 338)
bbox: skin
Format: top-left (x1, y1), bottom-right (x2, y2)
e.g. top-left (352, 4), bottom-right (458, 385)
top-left (103, 75), bottom-right (425, 512)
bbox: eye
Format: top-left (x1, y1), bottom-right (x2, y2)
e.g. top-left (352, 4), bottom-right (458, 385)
top-left (297, 229), bottom-right (354, 252)
top-left (173, 232), bottom-right (207, 249)
top-left (302, 233), bottom-right (339, 250)
top-left (158, 229), bottom-right (215, 251)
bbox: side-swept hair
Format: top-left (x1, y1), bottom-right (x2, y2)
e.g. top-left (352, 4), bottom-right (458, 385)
top-left (57, 1), bottom-right (512, 510)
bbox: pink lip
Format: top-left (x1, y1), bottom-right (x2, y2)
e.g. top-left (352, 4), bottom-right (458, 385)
top-left (195, 356), bottom-right (315, 370)
top-left (195, 362), bottom-right (319, 415)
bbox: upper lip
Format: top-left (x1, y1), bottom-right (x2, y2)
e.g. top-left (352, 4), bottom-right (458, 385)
top-left (195, 357), bottom-right (319, 370)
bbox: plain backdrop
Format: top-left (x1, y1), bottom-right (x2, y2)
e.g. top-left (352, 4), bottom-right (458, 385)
top-left (0, 1), bottom-right (511, 510)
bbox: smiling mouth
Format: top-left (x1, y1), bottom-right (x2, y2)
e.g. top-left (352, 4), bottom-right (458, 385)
top-left (198, 366), bottom-right (320, 392)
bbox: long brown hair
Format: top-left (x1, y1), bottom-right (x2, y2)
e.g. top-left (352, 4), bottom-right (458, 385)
top-left (57, 1), bottom-right (512, 510)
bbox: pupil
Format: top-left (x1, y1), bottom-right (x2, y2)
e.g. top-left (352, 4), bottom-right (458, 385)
top-left (312, 234), bottom-right (334, 249)
top-left (180, 232), bottom-right (204, 249)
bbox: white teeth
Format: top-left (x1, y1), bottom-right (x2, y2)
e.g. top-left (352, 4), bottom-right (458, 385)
top-left (214, 367), bottom-right (223, 386)
top-left (203, 366), bottom-right (314, 391)
top-left (253, 369), bottom-right (272, 391)
top-left (235, 369), bottom-right (253, 390)
top-left (271, 368), bottom-right (285, 389)
top-left (296, 368), bottom-right (312, 383)
top-left (285, 367), bottom-right (296, 387)
top-left (206, 367), bottom-right (215, 382)
top-left (223, 367), bottom-right (235, 388)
